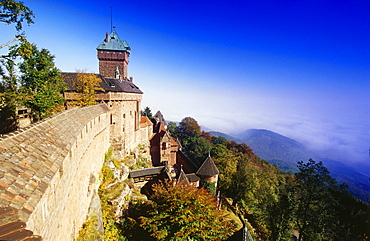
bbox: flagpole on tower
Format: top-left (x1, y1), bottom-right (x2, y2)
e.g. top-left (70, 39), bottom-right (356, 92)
top-left (110, 6), bottom-right (113, 32)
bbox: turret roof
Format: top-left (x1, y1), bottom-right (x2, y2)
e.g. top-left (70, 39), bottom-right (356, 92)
top-left (177, 168), bottom-right (190, 185)
top-left (196, 156), bottom-right (219, 176)
top-left (96, 30), bottom-right (131, 53)
top-left (154, 111), bottom-right (167, 126)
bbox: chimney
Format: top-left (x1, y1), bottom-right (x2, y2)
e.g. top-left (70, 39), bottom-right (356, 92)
top-left (129, 77), bottom-right (133, 82)
top-left (105, 32), bottom-right (109, 43)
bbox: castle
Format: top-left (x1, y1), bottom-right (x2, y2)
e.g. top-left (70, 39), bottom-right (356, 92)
top-left (0, 29), bottom-right (218, 240)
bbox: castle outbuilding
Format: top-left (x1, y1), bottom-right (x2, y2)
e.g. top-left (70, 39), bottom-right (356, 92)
top-left (146, 111), bottom-right (219, 188)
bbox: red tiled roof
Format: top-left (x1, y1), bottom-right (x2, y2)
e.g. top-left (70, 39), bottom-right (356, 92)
top-left (140, 116), bottom-right (153, 127)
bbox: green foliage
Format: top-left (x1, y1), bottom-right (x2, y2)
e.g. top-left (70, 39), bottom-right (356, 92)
top-left (99, 163), bottom-right (126, 241)
top-left (166, 121), bottom-right (178, 139)
top-left (173, 116), bottom-right (370, 240)
top-left (123, 180), bottom-right (236, 240)
top-left (293, 159), bottom-right (361, 241)
top-left (1, 38), bottom-right (65, 124)
top-left (120, 201), bottom-right (156, 241)
top-left (177, 117), bottom-right (201, 149)
top-left (1, 4), bottom-right (64, 130)
top-left (105, 147), bottom-right (114, 161)
top-left (0, 60), bottom-right (19, 132)
top-left (76, 214), bottom-right (103, 241)
top-left (211, 135), bottom-right (227, 145)
top-left (99, 165), bottom-right (114, 190)
top-left (200, 179), bottom-right (216, 196)
top-left (16, 39), bottom-right (65, 119)
top-left (187, 136), bottom-right (212, 166)
top-left (130, 158), bottom-right (149, 170)
top-left (0, 0), bottom-right (34, 32)
top-left (141, 106), bottom-right (153, 119)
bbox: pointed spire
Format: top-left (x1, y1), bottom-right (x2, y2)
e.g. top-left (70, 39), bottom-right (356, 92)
top-left (177, 166), bottom-right (189, 185)
top-left (196, 156), bottom-right (219, 176)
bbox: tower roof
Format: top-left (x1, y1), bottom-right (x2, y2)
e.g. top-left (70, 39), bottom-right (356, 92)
top-left (196, 156), bottom-right (219, 176)
top-left (154, 111), bottom-right (167, 126)
top-left (96, 30), bottom-right (131, 53)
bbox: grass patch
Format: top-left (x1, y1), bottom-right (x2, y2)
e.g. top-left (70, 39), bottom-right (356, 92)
top-left (76, 214), bottom-right (102, 241)
top-left (99, 163), bottom-right (127, 241)
top-left (105, 147), bottom-right (114, 161)
top-left (102, 182), bottom-right (127, 200)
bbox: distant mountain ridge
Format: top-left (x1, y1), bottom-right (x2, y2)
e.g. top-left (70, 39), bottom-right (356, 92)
top-left (210, 129), bottom-right (370, 203)
top-left (208, 131), bottom-right (244, 144)
top-left (236, 129), bottom-right (314, 163)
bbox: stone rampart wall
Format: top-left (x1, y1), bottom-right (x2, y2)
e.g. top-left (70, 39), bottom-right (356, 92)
top-left (0, 104), bottom-right (111, 240)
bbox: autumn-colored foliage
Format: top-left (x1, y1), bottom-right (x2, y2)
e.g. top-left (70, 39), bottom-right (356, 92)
top-left (70, 72), bottom-right (102, 107)
top-left (122, 180), bottom-right (236, 240)
top-left (169, 117), bottom-right (370, 240)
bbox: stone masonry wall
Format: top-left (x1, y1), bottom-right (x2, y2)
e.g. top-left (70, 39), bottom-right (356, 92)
top-left (105, 92), bottom-right (142, 158)
top-left (0, 104), bottom-right (111, 240)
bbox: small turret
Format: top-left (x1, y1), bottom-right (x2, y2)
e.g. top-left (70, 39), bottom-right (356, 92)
top-left (196, 156), bottom-right (219, 187)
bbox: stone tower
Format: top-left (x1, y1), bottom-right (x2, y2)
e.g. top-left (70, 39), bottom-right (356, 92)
top-left (97, 30), bottom-right (131, 80)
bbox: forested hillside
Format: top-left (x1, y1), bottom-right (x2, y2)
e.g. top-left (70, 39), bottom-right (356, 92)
top-left (234, 129), bottom-right (370, 203)
top-left (170, 118), bottom-right (369, 240)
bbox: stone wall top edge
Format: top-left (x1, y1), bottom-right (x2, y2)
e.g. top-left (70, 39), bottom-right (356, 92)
top-left (0, 104), bottom-right (111, 221)
top-left (0, 104), bottom-right (109, 142)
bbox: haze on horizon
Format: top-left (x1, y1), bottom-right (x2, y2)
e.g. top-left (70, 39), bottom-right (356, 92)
top-left (1, 0), bottom-right (369, 165)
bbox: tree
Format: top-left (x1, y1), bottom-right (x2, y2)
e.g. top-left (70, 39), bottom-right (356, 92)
top-left (264, 175), bottom-right (295, 241)
top-left (0, 0), bottom-right (34, 31)
top-left (141, 106), bottom-right (153, 119)
top-left (212, 135), bottom-right (227, 145)
top-left (166, 121), bottom-right (178, 139)
top-left (69, 72), bottom-right (102, 107)
top-left (177, 117), bottom-right (201, 149)
top-left (187, 137), bottom-right (213, 166)
top-left (211, 144), bottom-right (238, 192)
top-left (0, 58), bottom-right (23, 132)
top-left (16, 39), bottom-right (65, 120)
top-left (1, 0), bottom-right (34, 116)
top-left (0, 0), bottom-right (34, 50)
top-left (293, 159), bottom-right (338, 241)
top-left (138, 180), bottom-right (236, 240)
top-left (1, 1), bottom-right (64, 129)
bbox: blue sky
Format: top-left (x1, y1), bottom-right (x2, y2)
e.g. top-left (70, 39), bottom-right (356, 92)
top-left (1, 0), bottom-right (370, 166)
